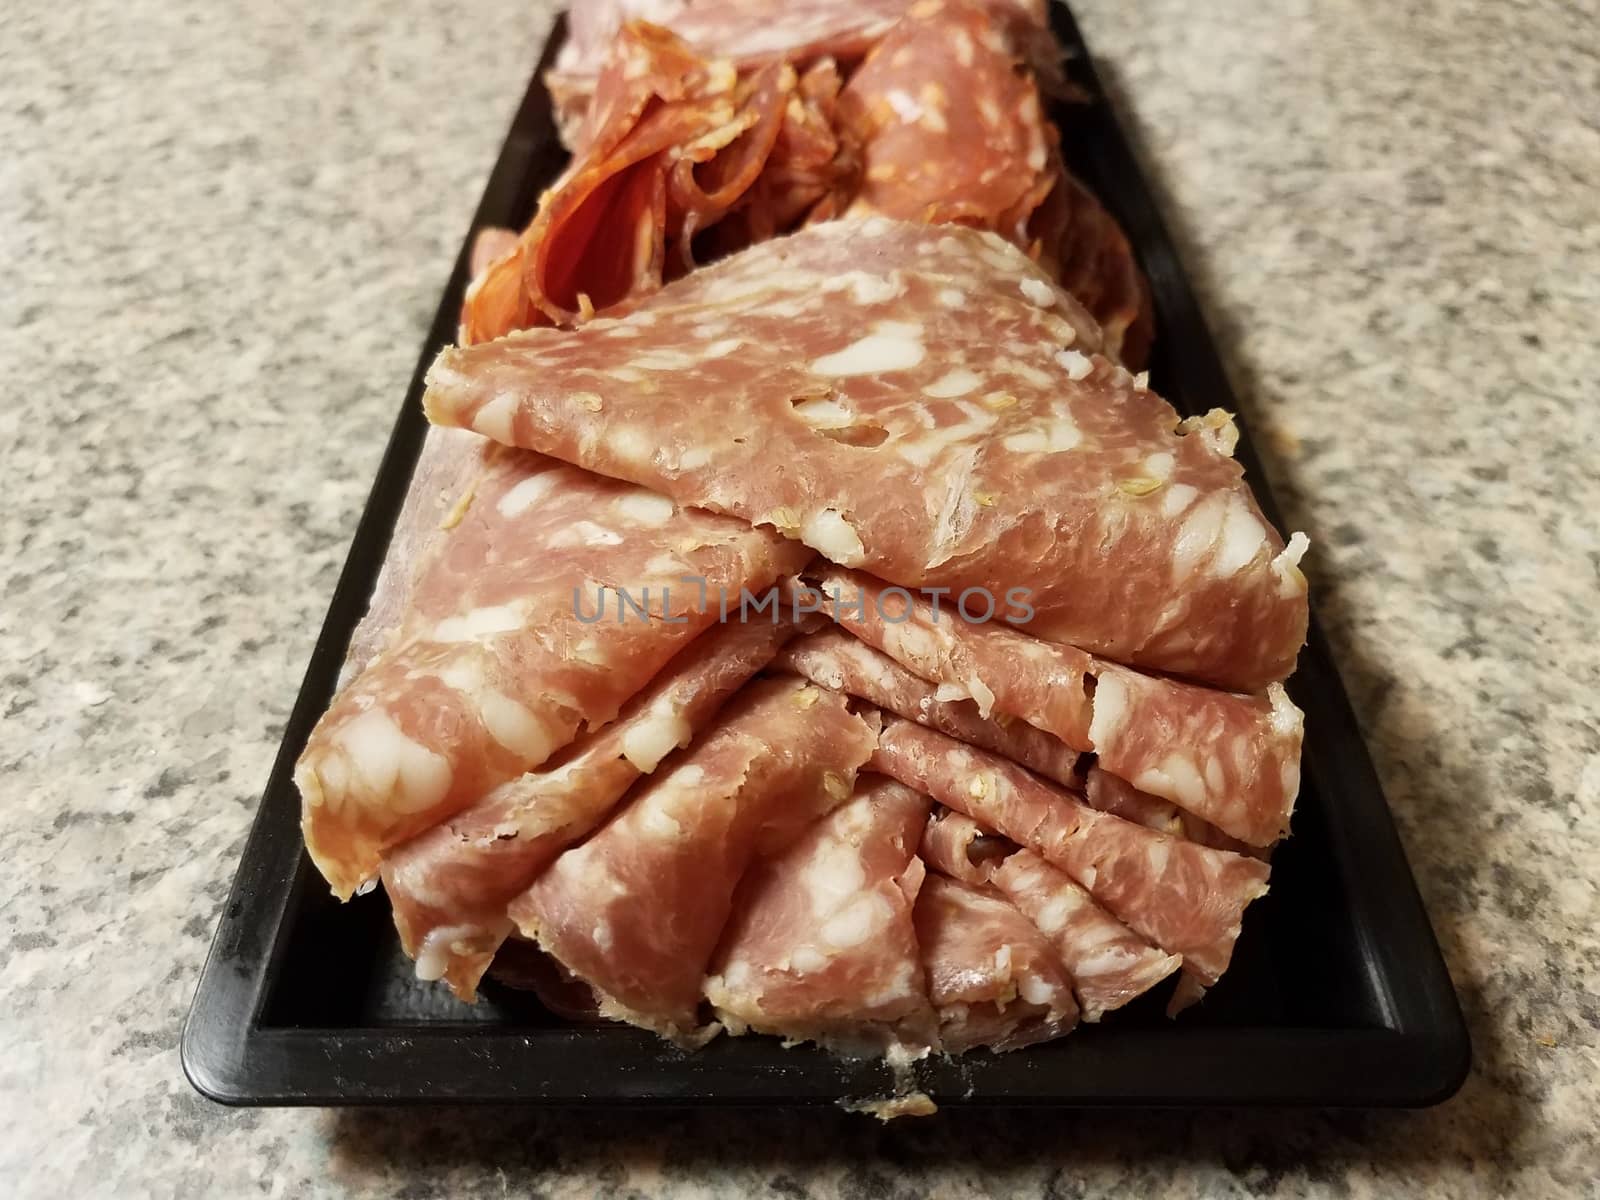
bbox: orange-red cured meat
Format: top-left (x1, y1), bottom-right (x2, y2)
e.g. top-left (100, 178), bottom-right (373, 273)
top-left (462, 23), bottom-right (753, 340)
top-left (666, 60), bottom-right (791, 267)
top-left (913, 872), bottom-right (1078, 1053)
top-left (706, 775), bottom-right (935, 1052)
top-left (814, 567), bottom-right (1302, 846)
top-left (777, 626), bottom-right (1083, 789)
top-left (380, 615), bottom-right (807, 1001)
top-left (424, 218), bottom-right (1308, 691)
top-left (549, 0), bottom-right (918, 140)
top-left (508, 677), bottom-right (878, 1043)
top-left (838, 0), bottom-right (1050, 231)
top-left (296, 448), bottom-right (810, 899)
top-left (871, 717), bottom-right (1270, 984)
top-left (918, 810), bottom-right (1180, 1020)
top-left (834, 0), bottom-right (1149, 366)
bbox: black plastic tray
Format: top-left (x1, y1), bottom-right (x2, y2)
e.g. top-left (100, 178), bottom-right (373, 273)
top-left (183, 3), bottom-right (1470, 1108)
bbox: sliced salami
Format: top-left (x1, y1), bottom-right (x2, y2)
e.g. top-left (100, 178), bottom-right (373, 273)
top-left (989, 847), bottom-right (1181, 1021)
top-left (381, 614), bottom-right (808, 1001)
top-left (706, 774), bottom-right (934, 1053)
top-left (838, 0), bottom-right (1051, 233)
top-left (340, 426), bottom-right (486, 686)
top-left (296, 448), bottom-right (810, 899)
top-left (463, 23), bottom-right (753, 340)
top-left (813, 567), bottom-right (1302, 846)
top-left (918, 807), bottom-right (1013, 886)
top-left (913, 872), bottom-right (1078, 1053)
top-left (871, 717), bottom-right (1270, 984)
top-left (777, 626), bottom-right (1084, 789)
top-left (919, 810), bottom-right (1181, 1020)
top-left (424, 217), bottom-right (1308, 691)
top-left (507, 676), bottom-right (878, 1043)
top-left (1084, 763), bottom-right (1260, 858)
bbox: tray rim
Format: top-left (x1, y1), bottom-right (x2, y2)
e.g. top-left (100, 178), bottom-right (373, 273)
top-left (182, 1), bottom-right (1470, 1110)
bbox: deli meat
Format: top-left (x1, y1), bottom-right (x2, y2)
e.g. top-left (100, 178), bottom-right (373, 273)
top-left (989, 848), bottom-right (1181, 1021)
top-left (463, 23), bottom-right (747, 339)
top-left (871, 717), bottom-right (1270, 983)
top-left (918, 810), bottom-right (1180, 1020)
top-left (706, 774), bottom-right (934, 1052)
top-left (547, 0), bottom-right (1025, 138)
top-left (341, 426), bottom-right (485, 684)
top-left (777, 626), bottom-right (1083, 789)
top-left (507, 677), bottom-right (878, 1043)
top-left (837, 0), bottom-right (1053, 237)
top-left (464, 24), bottom-right (866, 344)
top-left (832, 0), bottom-right (1148, 361)
top-left (781, 625), bottom-right (1252, 857)
top-left (424, 217), bottom-right (1309, 691)
top-left (814, 567), bottom-right (1302, 846)
top-left (913, 872), bottom-right (1078, 1053)
top-left (296, 448), bottom-right (810, 899)
top-left (381, 615), bottom-right (807, 1001)
top-left (1084, 763), bottom-right (1257, 857)
top-left (919, 806), bottom-right (1009, 886)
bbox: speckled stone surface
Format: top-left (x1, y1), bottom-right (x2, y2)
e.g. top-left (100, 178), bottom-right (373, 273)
top-left (3, 0), bottom-right (1597, 1195)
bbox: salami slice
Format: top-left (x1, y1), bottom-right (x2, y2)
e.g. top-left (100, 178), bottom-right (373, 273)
top-left (341, 426), bottom-right (485, 686)
top-left (424, 217), bottom-right (1308, 691)
top-left (1084, 763), bottom-right (1259, 858)
top-left (706, 774), bottom-right (935, 1052)
top-left (919, 810), bottom-right (1180, 1020)
top-left (463, 23), bottom-right (755, 340)
top-left (381, 614), bottom-right (807, 1001)
top-left (871, 717), bottom-right (1270, 984)
top-left (777, 626), bottom-right (1084, 789)
top-left (548, 0), bottom-right (916, 140)
top-left (838, 0), bottom-right (1051, 232)
top-left (507, 676), bottom-right (879, 1043)
top-left (913, 872), bottom-right (1078, 1053)
top-left (296, 448), bottom-right (810, 899)
top-left (988, 847), bottom-right (1181, 1021)
top-left (918, 806), bottom-right (1013, 886)
top-left (812, 567), bottom-right (1302, 846)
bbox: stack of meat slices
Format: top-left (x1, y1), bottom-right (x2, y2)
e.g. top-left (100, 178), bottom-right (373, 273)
top-left (296, 0), bottom-right (1310, 1091)
top-left (464, 0), bottom-right (1151, 365)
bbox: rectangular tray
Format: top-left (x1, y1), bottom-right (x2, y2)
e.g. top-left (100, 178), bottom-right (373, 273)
top-left (183, 2), bottom-right (1470, 1108)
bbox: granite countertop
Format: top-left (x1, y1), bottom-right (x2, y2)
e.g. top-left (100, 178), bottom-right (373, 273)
top-left (4, 0), bottom-right (1597, 1194)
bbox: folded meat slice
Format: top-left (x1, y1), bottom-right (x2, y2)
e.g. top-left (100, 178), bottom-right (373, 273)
top-left (780, 626), bottom-right (1251, 853)
top-left (464, 23), bottom-right (749, 339)
top-left (919, 811), bottom-right (1179, 1020)
top-left (913, 872), bottom-right (1078, 1053)
top-left (424, 217), bottom-right (1308, 691)
top-left (814, 567), bottom-right (1302, 846)
top-left (508, 676), bottom-right (879, 1043)
top-left (547, 0), bottom-right (993, 140)
top-left (706, 775), bottom-right (934, 1052)
top-left (838, 0), bottom-right (1052, 235)
top-left (1084, 763), bottom-right (1259, 857)
top-left (380, 615), bottom-right (807, 1001)
top-left (989, 848), bottom-right (1181, 1021)
top-left (919, 807), bottom-right (1013, 886)
top-left (297, 448), bottom-right (810, 899)
top-left (341, 426), bottom-right (486, 684)
top-left (871, 717), bottom-right (1270, 984)
top-left (778, 626), bottom-right (1083, 789)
